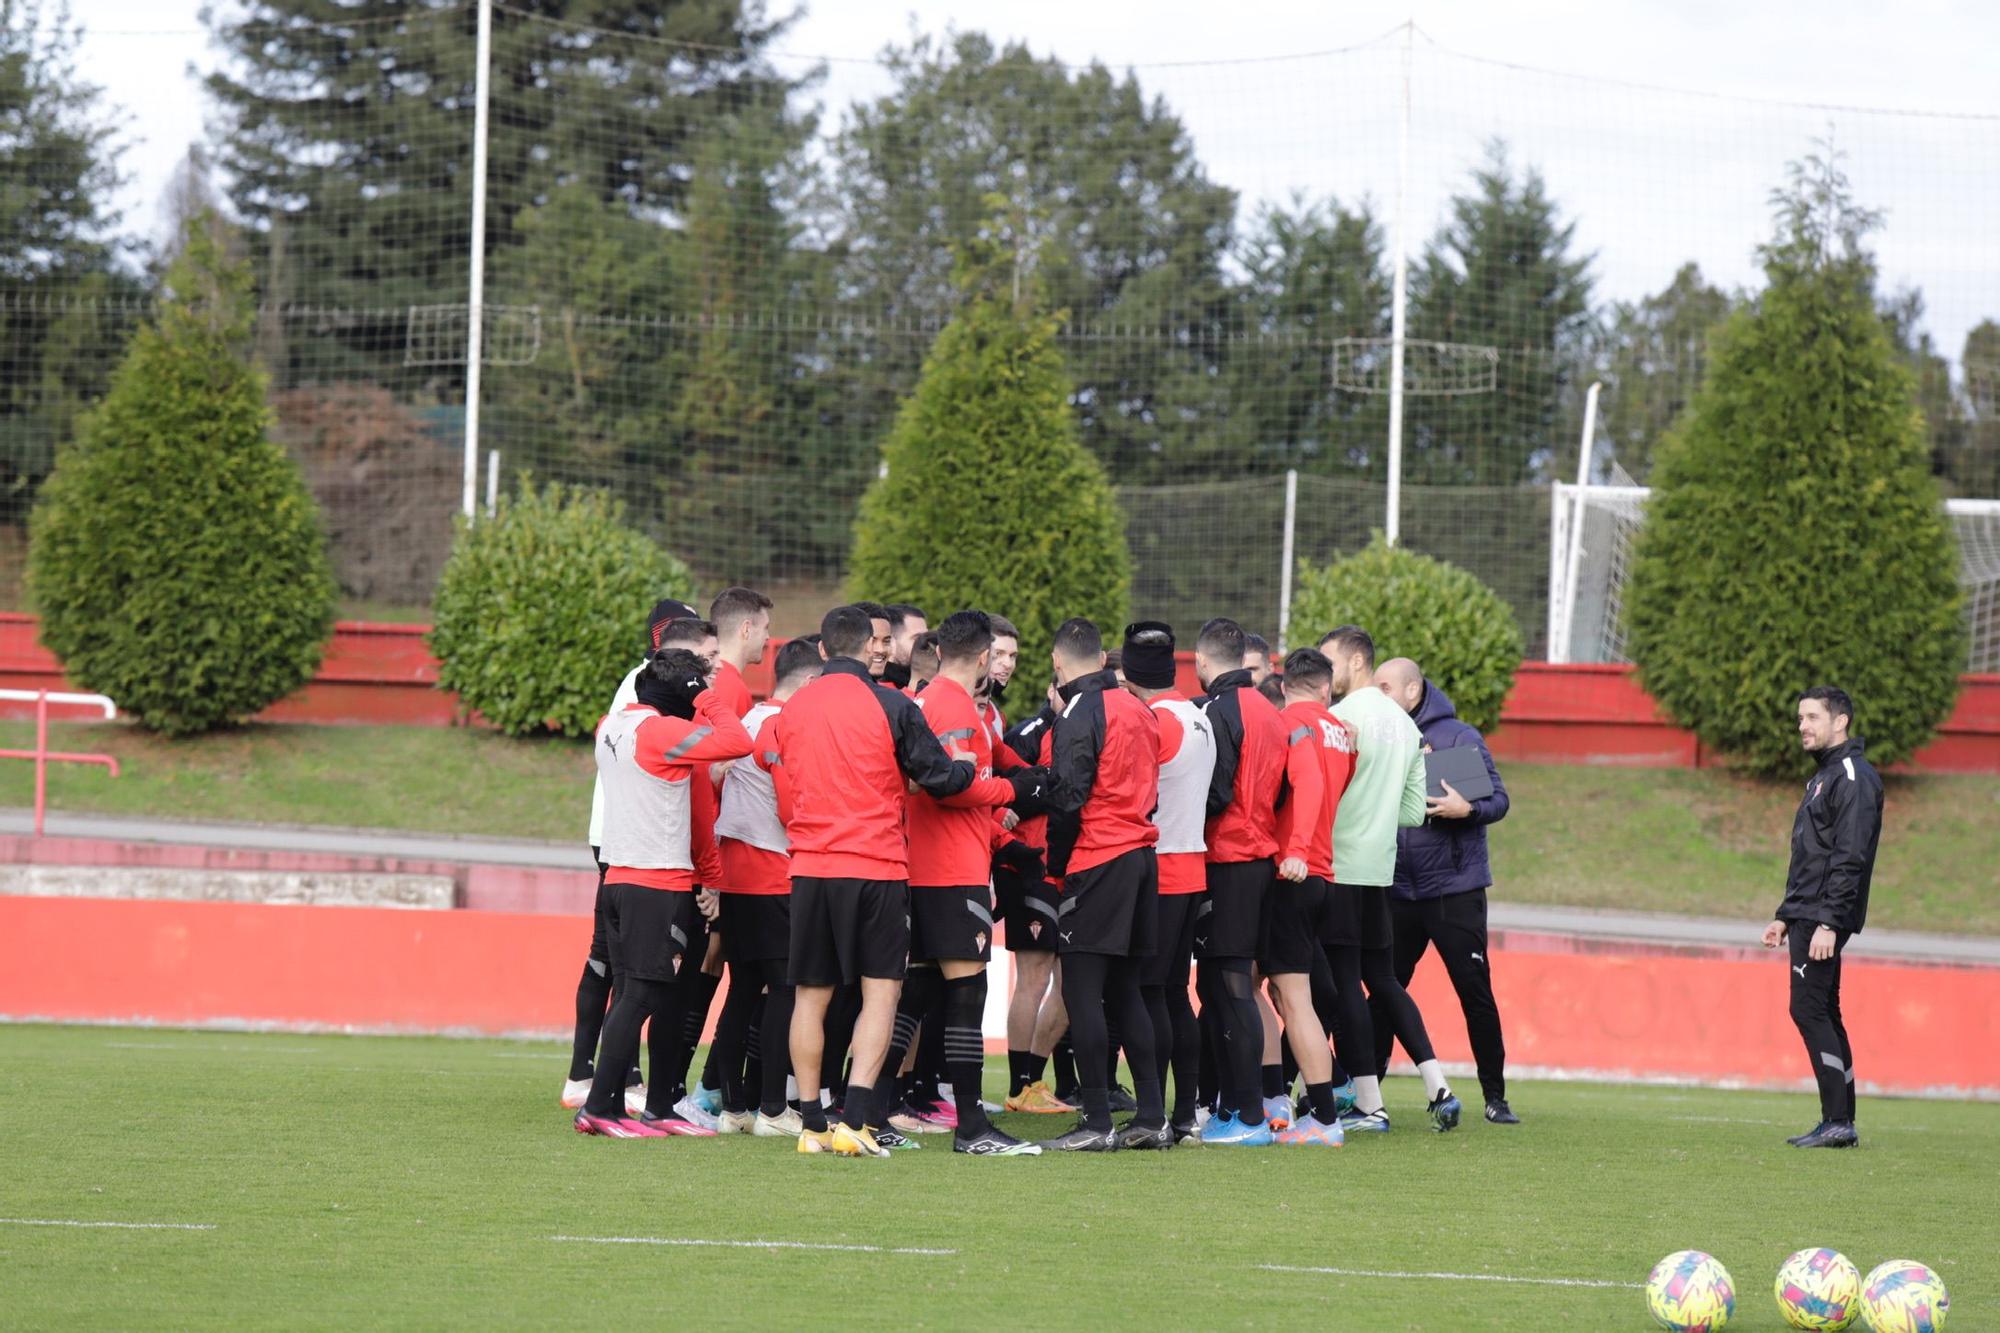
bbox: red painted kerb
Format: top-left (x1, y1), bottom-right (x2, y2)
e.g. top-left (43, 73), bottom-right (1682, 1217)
top-left (2, 614), bottom-right (1995, 772)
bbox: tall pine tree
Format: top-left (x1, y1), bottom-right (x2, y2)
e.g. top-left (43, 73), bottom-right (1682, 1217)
top-left (1623, 151), bottom-right (1963, 773)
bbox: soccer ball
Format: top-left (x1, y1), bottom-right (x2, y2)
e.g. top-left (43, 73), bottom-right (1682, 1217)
top-left (1646, 1250), bottom-right (1736, 1331)
top-left (1858, 1260), bottom-right (1950, 1332)
top-left (1775, 1248), bottom-right (1861, 1330)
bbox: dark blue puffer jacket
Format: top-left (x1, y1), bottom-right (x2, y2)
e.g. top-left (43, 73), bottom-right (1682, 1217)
top-left (1391, 679), bottom-right (1509, 901)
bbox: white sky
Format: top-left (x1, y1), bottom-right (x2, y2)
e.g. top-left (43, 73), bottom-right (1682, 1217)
top-left (73, 0), bottom-right (2000, 361)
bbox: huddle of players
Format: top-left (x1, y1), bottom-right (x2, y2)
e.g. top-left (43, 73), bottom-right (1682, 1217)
top-left (569, 588), bottom-right (1462, 1155)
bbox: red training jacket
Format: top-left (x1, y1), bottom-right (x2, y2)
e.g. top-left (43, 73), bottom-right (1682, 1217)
top-left (907, 675), bottom-right (1017, 887)
top-left (1276, 698), bottom-right (1355, 880)
top-left (1046, 669), bottom-right (1160, 876)
top-left (1200, 669), bottom-right (1286, 864)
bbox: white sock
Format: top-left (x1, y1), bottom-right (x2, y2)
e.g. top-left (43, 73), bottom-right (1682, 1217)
top-left (784, 1075), bottom-right (799, 1102)
top-left (1418, 1059), bottom-right (1451, 1101)
top-left (1354, 1075), bottom-right (1385, 1115)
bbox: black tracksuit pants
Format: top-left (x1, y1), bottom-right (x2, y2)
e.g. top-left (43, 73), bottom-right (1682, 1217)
top-left (1787, 920), bottom-right (1856, 1123)
top-left (1376, 888), bottom-right (1508, 1104)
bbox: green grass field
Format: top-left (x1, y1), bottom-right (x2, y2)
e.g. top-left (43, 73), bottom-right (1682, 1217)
top-left (1, 1025), bottom-right (1991, 1328)
top-left (5, 720), bottom-right (1995, 931)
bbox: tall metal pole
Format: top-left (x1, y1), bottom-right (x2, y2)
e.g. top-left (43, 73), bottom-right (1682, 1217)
top-left (1384, 19), bottom-right (1412, 545)
top-left (461, 0), bottom-right (493, 523)
top-left (1277, 469), bottom-right (1299, 652)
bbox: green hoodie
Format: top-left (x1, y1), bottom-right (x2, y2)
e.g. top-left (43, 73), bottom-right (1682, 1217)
top-left (1330, 684), bottom-right (1428, 886)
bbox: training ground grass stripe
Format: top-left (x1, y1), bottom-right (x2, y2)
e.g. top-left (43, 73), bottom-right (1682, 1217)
top-left (1257, 1263), bottom-right (1636, 1289)
top-left (0, 1218), bottom-right (216, 1232)
top-left (552, 1234), bottom-right (957, 1256)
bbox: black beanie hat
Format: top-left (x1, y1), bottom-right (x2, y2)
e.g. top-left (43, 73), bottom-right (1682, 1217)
top-left (1122, 620), bottom-right (1177, 689)
top-left (646, 597), bottom-right (699, 652)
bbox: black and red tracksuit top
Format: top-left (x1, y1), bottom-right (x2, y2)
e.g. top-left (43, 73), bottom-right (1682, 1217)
top-left (770, 656), bottom-right (1006, 881)
top-left (1045, 669), bottom-right (1160, 877)
top-left (1199, 668), bottom-right (1286, 864)
top-left (907, 675), bottom-right (1017, 888)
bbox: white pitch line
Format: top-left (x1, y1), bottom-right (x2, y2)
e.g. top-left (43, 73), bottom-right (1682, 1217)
top-left (551, 1234), bottom-right (956, 1256)
top-left (1256, 1263), bottom-right (1635, 1290)
top-left (0, 1218), bottom-right (215, 1232)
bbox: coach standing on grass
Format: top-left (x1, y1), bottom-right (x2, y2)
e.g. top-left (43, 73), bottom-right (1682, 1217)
top-left (1762, 685), bottom-right (1883, 1151)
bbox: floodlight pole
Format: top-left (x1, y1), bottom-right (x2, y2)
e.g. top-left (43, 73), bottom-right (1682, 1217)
top-left (461, 0), bottom-right (494, 524)
top-left (1277, 469), bottom-right (1299, 652)
top-left (1553, 380), bottom-right (1603, 664)
top-left (1384, 19), bottom-right (1413, 546)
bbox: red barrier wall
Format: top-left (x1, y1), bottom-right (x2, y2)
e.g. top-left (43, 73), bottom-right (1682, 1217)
top-left (3, 613), bottom-right (1996, 772)
top-left (3, 894), bottom-right (1995, 1098)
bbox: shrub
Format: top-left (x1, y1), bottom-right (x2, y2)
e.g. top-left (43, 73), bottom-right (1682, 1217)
top-left (846, 229), bottom-right (1130, 672)
top-left (1289, 534), bottom-right (1523, 733)
top-left (27, 218), bottom-right (336, 736)
top-left (429, 478), bottom-right (694, 737)
top-left (1622, 154), bottom-right (1963, 774)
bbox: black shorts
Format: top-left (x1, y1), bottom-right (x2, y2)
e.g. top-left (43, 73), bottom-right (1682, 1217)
top-left (1141, 891), bottom-right (1203, 987)
top-left (1057, 847), bottom-right (1158, 958)
top-left (719, 892), bottom-right (791, 966)
top-left (1262, 874), bottom-right (1337, 974)
top-left (601, 882), bottom-right (699, 984)
top-left (1198, 859), bottom-right (1272, 960)
top-left (911, 884), bottom-right (996, 963)
top-left (995, 866), bottom-right (1060, 953)
top-left (1323, 881), bottom-right (1393, 951)
top-left (788, 877), bottom-right (910, 987)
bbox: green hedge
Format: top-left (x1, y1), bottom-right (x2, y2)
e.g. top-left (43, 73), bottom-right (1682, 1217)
top-left (27, 220), bottom-right (336, 736)
top-left (429, 479), bottom-right (694, 737)
top-left (1289, 535), bottom-right (1523, 733)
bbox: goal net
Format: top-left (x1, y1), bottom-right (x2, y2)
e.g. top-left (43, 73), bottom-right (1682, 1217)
top-left (1548, 482), bottom-right (2000, 671)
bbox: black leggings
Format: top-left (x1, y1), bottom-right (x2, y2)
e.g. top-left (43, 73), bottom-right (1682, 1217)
top-left (1196, 957), bottom-right (1264, 1123)
top-left (709, 963), bottom-right (764, 1113)
top-left (1062, 953), bottom-right (1162, 1129)
top-left (582, 974), bottom-right (685, 1119)
top-left (1359, 944), bottom-right (1436, 1068)
top-left (1143, 981), bottom-right (1200, 1120)
top-left (755, 962), bottom-right (796, 1117)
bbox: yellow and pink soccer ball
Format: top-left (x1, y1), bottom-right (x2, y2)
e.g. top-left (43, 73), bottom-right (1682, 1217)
top-left (1858, 1260), bottom-right (1949, 1333)
top-left (1775, 1248), bottom-right (1861, 1330)
top-left (1646, 1250), bottom-right (1736, 1331)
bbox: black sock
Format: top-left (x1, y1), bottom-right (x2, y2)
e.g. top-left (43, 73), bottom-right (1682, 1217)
top-left (842, 1082), bottom-right (873, 1132)
top-left (1008, 1050), bottom-right (1032, 1096)
top-left (757, 979), bottom-right (794, 1119)
top-left (944, 973), bottom-right (991, 1135)
top-left (801, 1096), bottom-right (828, 1133)
top-left (569, 959), bottom-right (613, 1082)
top-left (1262, 1063), bottom-right (1284, 1099)
top-left (1305, 1079), bottom-right (1340, 1124)
top-left (1052, 1034), bottom-right (1078, 1098)
top-left (1026, 1051), bottom-right (1049, 1085)
top-left (1080, 1087), bottom-right (1112, 1133)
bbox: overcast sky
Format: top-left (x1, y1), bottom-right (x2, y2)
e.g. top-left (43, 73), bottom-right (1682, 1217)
top-left (74, 0), bottom-right (2000, 363)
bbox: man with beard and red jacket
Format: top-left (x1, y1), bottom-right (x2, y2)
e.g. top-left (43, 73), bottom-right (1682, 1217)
top-left (1037, 617), bottom-right (1167, 1153)
top-left (1193, 616), bottom-right (1287, 1146)
top-left (772, 604), bottom-right (1042, 1158)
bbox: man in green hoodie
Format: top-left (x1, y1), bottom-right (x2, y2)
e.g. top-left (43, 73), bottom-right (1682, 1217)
top-left (1319, 625), bottom-right (1461, 1134)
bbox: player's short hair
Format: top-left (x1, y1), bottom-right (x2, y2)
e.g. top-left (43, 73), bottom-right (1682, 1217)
top-left (935, 610), bottom-right (993, 664)
top-left (910, 631), bottom-right (942, 682)
top-left (656, 617), bottom-right (717, 651)
top-left (1282, 647), bottom-right (1333, 693)
top-left (1244, 633), bottom-right (1272, 661)
top-left (1197, 617), bottom-right (1246, 668)
top-left (821, 605), bottom-right (874, 658)
top-left (1052, 617), bottom-right (1103, 663)
top-left (1320, 624), bottom-right (1375, 669)
top-left (851, 600), bottom-right (891, 626)
top-left (985, 613), bottom-right (1019, 641)
top-left (709, 586), bottom-right (773, 633)
top-left (1799, 684), bottom-right (1855, 728)
top-left (773, 638), bottom-right (822, 686)
top-left (1256, 675), bottom-right (1287, 706)
top-left (886, 602), bottom-right (927, 632)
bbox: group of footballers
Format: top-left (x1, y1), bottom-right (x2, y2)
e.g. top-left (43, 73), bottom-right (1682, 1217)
top-left (561, 586), bottom-right (1473, 1156)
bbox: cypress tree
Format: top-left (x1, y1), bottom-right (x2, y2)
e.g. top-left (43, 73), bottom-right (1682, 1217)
top-left (1622, 152), bottom-right (1963, 773)
top-left (847, 222), bottom-right (1130, 672)
top-left (28, 217), bottom-right (337, 736)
